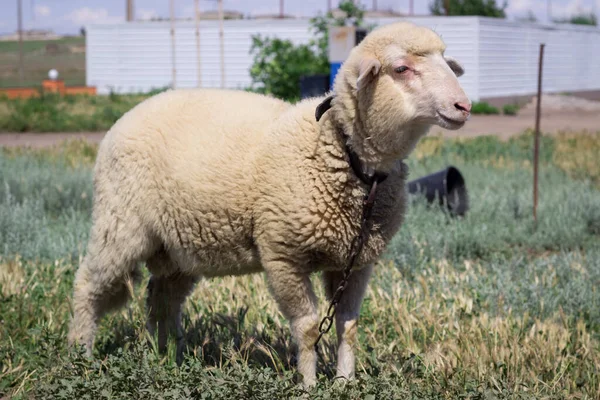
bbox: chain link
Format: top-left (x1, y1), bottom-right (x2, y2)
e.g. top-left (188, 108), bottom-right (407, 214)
top-left (313, 179), bottom-right (381, 351)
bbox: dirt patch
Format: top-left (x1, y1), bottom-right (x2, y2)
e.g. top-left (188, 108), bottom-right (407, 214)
top-left (435, 110), bottom-right (600, 140)
top-left (523, 95), bottom-right (600, 113)
top-left (0, 132), bottom-right (105, 148)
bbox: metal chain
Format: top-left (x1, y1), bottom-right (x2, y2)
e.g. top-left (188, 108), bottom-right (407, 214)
top-left (313, 179), bottom-right (381, 351)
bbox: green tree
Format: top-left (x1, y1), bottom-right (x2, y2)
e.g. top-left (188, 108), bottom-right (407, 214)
top-left (248, 0), bottom-right (368, 102)
top-left (556, 13), bottom-right (597, 26)
top-left (309, 0), bottom-right (367, 61)
top-left (430, 0), bottom-right (507, 18)
top-left (248, 37), bottom-right (329, 102)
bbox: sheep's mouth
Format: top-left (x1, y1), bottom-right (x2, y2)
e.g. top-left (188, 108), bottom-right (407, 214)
top-left (436, 111), bottom-right (466, 128)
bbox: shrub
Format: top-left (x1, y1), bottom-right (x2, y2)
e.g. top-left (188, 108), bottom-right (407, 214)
top-left (502, 103), bottom-right (519, 115)
top-left (471, 101), bottom-right (500, 115)
top-left (248, 37), bottom-right (328, 102)
top-left (248, 1), bottom-right (369, 102)
top-left (555, 13), bottom-right (597, 26)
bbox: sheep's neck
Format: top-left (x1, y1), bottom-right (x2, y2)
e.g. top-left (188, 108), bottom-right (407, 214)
top-left (325, 96), bottom-right (430, 173)
top-left (315, 95), bottom-right (389, 184)
top-left (355, 122), bottom-right (429, 169)
top-left (339, 128), bottom-right (388, 186)
top-left (335, 115), bottom-right (429, 174)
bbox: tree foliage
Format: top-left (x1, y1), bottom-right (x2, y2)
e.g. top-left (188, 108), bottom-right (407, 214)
top-left (556, 13), bottom-right (598, 26)
top-left (248, 37), bottom-right (328, 102)
top-left (309, 0), bottom-right (367, 61)
top-left (430, 0), bottom-right (507, 18)
top-left (248, 1), bottom-right (368, 102)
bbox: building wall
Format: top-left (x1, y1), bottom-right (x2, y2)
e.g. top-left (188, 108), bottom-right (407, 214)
top-left (86, 17), bottom-right (600, 101)
top-left (86, 19), bottom-right (312, 94)
top-left (478, 18), bottom-right (600, 100)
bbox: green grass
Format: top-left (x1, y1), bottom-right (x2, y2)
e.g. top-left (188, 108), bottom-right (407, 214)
top-left (1, 133), bottom-right (599, 398)
top-left (0, 37), bottom-right (85, 89)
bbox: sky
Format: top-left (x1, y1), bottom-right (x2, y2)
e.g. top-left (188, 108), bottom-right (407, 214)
top-left (1, 0), bottom-right (599, 35)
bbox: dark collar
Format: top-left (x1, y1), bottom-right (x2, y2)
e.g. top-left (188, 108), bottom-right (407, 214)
top-left (315, 95), bottom-right (388, 186)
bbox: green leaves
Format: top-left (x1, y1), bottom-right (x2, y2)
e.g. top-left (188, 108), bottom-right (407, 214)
top-left (249, 35), bottom-right (328, 102)
top-left (430, 0), bottom-right (507, 18)
top-left (555, 13), bottom-right (598, 26)
top-left (249, 1), bottom-right (369, 102)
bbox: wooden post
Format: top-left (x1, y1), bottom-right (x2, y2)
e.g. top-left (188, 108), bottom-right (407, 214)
top-left (170, 0), bottom-right (176, 88)
top-left (279, 0), bottom-right (284, 18)
top-left (17, 0), bottom-right (25, 82)
top-left (533, 43), bottom-right (545, 223)
top-left (218, 0), bottom-right (225, 88)
top-left (126, 0), bottom-right (134, 21)
top-left (444, 0), bottom-right (450, 15)
top-left (195, 0), bottom-right (201, 88)
top-left (409, 0), bottom-right (414, 15)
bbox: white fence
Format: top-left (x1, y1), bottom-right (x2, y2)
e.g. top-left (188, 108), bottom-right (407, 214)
top-left (478, 18), bottom-right (600, 98)
top-left (86, 17), bottom-right (600, 101)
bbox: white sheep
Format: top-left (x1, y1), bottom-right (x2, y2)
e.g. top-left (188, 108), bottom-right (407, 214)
top-left (68, 21), bottom-right (471, 386)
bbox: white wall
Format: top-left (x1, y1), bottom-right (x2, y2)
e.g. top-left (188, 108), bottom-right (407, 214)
top-left (86, 17), bottom-right (600, 101)
top-left (87, 19), bottom-right (312, 94)
top-left (478, 18), bottom-right (600, 99)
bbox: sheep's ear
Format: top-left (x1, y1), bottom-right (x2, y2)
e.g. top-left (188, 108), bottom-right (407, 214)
top-left (445, 56), bottom-right (465, 77)
top-left (356, 57), bottom-right (381, 91)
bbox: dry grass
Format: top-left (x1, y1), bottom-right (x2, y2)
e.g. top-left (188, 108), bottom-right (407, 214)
top-left (0, 133), bottom-right (599, 398)
top-left (554, 131), bottom-right (600, 187)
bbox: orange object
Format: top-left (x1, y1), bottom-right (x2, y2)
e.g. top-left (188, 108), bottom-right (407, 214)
top-left (64, 86), bottom-right (97, 96)
top-left (0, 87), bottom-right (40, 99)
top-left (0, 84), bottom-right (96, 99)
top-left (42, 79), bottom-right (66, 94)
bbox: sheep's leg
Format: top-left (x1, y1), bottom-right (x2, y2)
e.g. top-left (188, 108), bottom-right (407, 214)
top-left (145, 269), bottom-right (196, 363)
top-left (68, 252), bottom-right (142, 355)
top-left (68, 217), bottom-right (155, 355)
top-left (264, 262), bottom-right (319, 387)
top-left (322, 264), bottom-right (373, 380)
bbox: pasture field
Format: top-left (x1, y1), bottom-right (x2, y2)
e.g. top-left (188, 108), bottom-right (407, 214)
top-left (0, 38), bottom-right (86, 89)
top-left (0, 132), bottom-right (599, 399)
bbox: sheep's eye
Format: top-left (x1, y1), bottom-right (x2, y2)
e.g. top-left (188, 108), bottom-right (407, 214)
top-left (394, 66), bottom-right (409, 74)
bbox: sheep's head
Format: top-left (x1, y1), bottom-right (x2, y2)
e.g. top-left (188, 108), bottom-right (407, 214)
top-left (332, 22), bottom-right (471, 168)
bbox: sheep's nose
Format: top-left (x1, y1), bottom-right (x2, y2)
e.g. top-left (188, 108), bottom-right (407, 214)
top-left (455, 102), bottom-right (472, 114)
